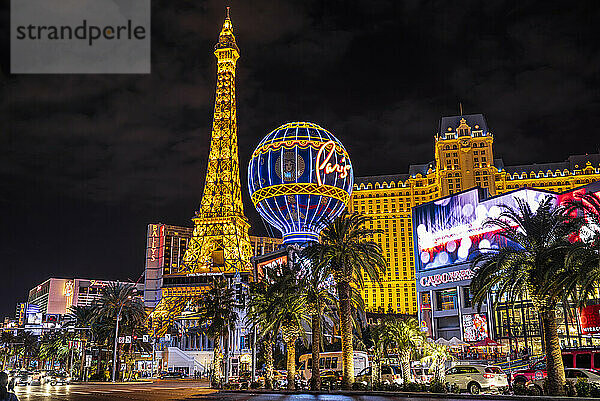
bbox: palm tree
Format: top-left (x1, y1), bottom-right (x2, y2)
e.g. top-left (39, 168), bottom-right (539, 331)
top-left (421, 343), bottom-right (453, 383)
top-left (249, 264), bottom-right (308, 390)
top-left (389, 317), bottom-right (425, 382)
top-left (564, 192), bottom-right (600, 302)
top-left (368, 322), bottom-right (394, 386)
top-left (246, 278), bottom-right (278, 389)
top-left (95, 282), bottom-right (146, 381)
top-left (469, 196), bottom-right (581, 395)
top-left (0, 332), bottom-right (16, 370)
top-left (15, 331), bottom-right (37, 369)
top-left (306, 212), bottom-right (386, 389)
top-left (196, 277), bottom-right (238, 387)
top-left (69, 305), bottom-right (97, 380)
top-left (299, 251), bottom-right (337, 391)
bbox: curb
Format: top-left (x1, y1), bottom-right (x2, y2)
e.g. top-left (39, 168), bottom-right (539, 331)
top-left (218, 389), bottom-right (600, 401)
top-left (71, 380), bottom-right (153, 385)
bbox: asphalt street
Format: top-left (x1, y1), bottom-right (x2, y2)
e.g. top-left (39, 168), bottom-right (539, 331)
top-left (11, 383), bottom-right (515, 401)
top-left (11, 380), bottom-right (213, 401)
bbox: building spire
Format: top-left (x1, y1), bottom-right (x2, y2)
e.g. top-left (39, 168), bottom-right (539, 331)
top-left (226, 6), bottom-right (230, 19)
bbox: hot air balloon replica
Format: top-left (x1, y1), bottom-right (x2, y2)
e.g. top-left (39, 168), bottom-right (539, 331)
top-left (248, 122), bottom-right (354, 244)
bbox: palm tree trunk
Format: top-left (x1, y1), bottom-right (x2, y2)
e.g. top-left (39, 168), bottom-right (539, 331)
top-left (337, 280), bottom-right (354, 389)
top-left (372, 355), bottom-right (381, 387)
top-left (212, 336), bottom-right (222, 387)
top-left (311, 314), bottom-right (321, 390)
top-left (542, 309), bottom-right (565, 395)
top-left (400, 349), bottom-right (412, 383)
top-left (79, 335), bottom-right (87, 381)
top-left (286, 338), bottom-right (296, 390)
top-left (264, 336), bottom-right (274, 390)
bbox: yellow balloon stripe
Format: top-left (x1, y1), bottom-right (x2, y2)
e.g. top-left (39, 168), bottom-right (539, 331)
top-left (251, 183), bottom-right (350, 205)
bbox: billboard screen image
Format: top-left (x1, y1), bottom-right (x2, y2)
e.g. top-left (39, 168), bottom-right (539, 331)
top-left (414, 181), bottom-right (600, 271)
top-left (463, 313), bottom-right (488, 342)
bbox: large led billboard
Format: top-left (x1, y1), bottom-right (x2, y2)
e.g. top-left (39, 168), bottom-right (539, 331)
top-left (414, 182), bottom-right (600, 271)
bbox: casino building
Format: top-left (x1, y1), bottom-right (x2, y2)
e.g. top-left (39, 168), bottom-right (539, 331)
top-left (27, 278), bottom-right (144, 319)
top-left (349, 113), bottom-right (600, 315)
top-left (413, 182), bottom-right (600, 352)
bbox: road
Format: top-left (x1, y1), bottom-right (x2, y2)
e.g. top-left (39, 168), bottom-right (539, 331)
top-left (12, 380), bottom-right (213, 401)
top-left (12, 384), bottom-right (512, 401)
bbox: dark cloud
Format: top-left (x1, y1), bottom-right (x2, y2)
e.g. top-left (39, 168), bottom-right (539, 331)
top-left (1, 0), bottom-right (600, 317)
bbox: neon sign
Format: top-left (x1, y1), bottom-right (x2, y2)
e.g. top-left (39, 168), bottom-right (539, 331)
top-left (419, 268), bottom-right (474, 287)
top-left (316, 140), bottom-right (351, 186)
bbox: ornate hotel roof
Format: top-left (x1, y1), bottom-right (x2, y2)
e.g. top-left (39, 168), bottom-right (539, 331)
top-left (499, 153), bottom-right (600, 174)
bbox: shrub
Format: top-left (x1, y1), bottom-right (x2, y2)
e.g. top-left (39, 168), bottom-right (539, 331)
top-left (446, 382), bottom-right (460, 394)
top-left (352, 382), bottom-right (369, 391)
top-left (590, 382), bottom-right (600, 398)
top-left (575, 377), bottom-right (591, 397)
top-left (402, 381), bottom-right (424, 392)
top-left (564, 380), bottom-right (577, 397)
top-left (512, 383), bottom-right (529, 395)
top-left (249, 381), bottom-right (262, 389)
top-left (428, 380), bottom-right (447, 394)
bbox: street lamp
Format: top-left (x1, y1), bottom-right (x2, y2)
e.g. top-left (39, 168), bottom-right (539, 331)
top-left (112, 294), bottom-right (132, 382)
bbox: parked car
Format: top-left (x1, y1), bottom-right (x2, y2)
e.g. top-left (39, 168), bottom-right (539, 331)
top-left (159, 371), bottom-right (185, 379)
top-left (511, 358), bottom-right (547, 385)
top-left (527, 368), bottom-right (600, 395)
top-left (411, 366), bottom-right (433, 384)
top-left (355, 365), bottom-right (403, 386)
top-left (320, 370), bottom-right (342, 390)
top-left (445, 365), bottom-right (508, 394)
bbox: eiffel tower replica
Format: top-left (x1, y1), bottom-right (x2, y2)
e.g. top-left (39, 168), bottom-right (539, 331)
top-left (152, 9), bottom-right (253, 336)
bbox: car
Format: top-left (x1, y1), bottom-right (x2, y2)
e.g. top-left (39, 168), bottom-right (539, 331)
top-left (511, 358), bottom-right (547, 385)
top-left (527, 368), bottom-right (600, 395)
top-left (159, 371), bottom-right (185, 379)
top-left (13, 372), bottom-right (33, 386)
top-left (320, 370), bottom-right (342, 390)
top-left (411, 366), bottom-right (433, 384)
top-left (445, 365), bottom-right (509, 394)
top-left (47, 373), bottom-right (72, 386)
top-left (355, 365), bottom-right (403, 386)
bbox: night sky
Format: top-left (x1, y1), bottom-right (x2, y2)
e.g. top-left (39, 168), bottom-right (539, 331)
top-left (1, 0), bottom-right (600, 318)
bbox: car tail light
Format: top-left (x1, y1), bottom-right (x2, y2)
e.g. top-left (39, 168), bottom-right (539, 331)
top-left (483, 373), bottom-right (494, 379)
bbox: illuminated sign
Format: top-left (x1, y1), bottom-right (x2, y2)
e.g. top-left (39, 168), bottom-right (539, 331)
top-left (146, 224), bottom-right (165, 267)
top-left (248, 122), bottom-right (353, 244)
top-left (256, 254), bottom-right (288, 280)
top-left (63, 281), bottom-right (74, 297)
top-left (579, 304), bottom-right (600, 335)
top-left (414, 182), bottom-right (600, 271)
top-left (89, 280), bottom-right (109, 288)
top-left (419, 268), bottom-right (474, 287)
top-left (316, 140), bottom-right (352, 186)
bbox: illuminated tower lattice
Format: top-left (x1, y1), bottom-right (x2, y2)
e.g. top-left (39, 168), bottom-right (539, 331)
top-left (152, 10), bottom-right (252, 335)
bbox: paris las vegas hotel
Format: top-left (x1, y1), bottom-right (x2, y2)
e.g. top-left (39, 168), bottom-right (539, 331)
top-left (349, 113), bottom-right (600, 315)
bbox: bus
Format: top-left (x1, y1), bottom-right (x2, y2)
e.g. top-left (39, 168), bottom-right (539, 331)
top-left (298, 351), bottom-right (369, 380)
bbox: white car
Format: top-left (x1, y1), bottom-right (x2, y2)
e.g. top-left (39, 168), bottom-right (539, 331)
top-left (445, 365), bottom-right (508, 394)
top-left (528, 368), bottom-right (600, 395)
top-left (565, 368), bottom-right (600, 383)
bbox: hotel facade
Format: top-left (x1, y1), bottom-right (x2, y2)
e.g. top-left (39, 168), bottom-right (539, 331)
top-left (349, 113), bottom-right (600, 315)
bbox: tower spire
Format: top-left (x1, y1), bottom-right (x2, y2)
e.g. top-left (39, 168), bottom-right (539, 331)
top-left (151, 9), bottom-right (252, 336)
